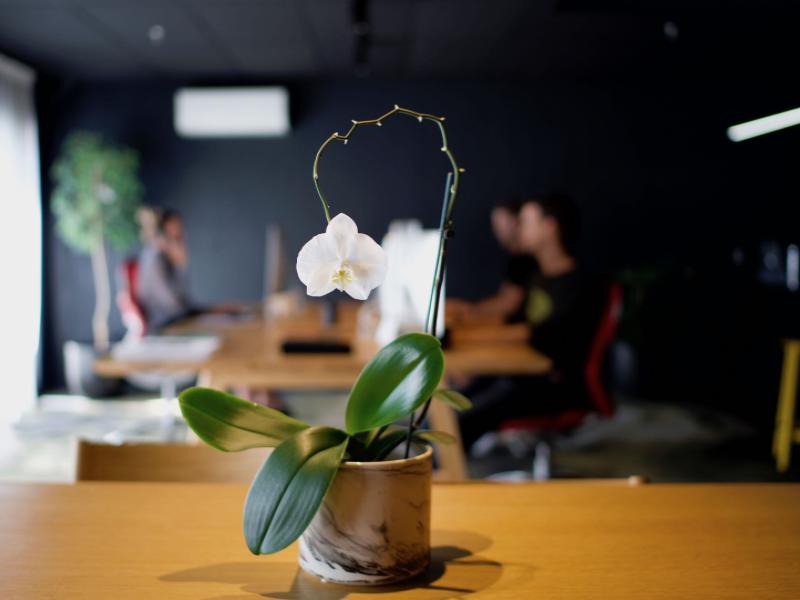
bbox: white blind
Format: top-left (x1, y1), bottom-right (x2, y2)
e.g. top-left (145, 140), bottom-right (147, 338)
top-left (0, 54), bottom-right (40, 422)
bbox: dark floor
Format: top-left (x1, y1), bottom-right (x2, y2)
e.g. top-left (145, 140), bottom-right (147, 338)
top-left (2, 393), bottom-right (797, 483)
top-left (467, 399), bottom-right (799, 482)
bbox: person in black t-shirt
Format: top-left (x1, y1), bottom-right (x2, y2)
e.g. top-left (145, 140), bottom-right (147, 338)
top-left (458, 194), bottom-right (606, 450)
top-left (448, 200), bottom-right (537, 324)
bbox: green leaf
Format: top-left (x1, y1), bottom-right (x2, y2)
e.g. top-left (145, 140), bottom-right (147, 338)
top-left (355, 425), bottom-right (386, 448)
top-left (365, 428), bottom-right (411, 461)
top-left (357, 427), bottom-right (458, 462)
top-left (345, 333), bottom-right (445, 434)
top-left (179, 387), bottom-right (309, 451)
top-left (244, 427), bottom-right (348, 554)
top-left (433, 389), bottom-right (473, 411)
top-left (342, 434), bottom-right (369, 461)
top-left (414, 430), bottom-right (457, 445)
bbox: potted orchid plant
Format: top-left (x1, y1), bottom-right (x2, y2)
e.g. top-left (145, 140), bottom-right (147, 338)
top-left (178, 106), bottom-right (470, 585)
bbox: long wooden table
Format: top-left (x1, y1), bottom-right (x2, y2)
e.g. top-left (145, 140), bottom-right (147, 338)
top-left (3, 481), bottom-right (799, 599)
top-left (94, 305), bottom-right (552, 480)
top-left (199, 323), bottom-right (551, 389)
top-left (95, 306), bottom-right (552, 387)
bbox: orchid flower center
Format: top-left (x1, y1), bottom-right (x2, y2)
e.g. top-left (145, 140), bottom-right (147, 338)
top-left (331, 263), bottom-right (354, 287)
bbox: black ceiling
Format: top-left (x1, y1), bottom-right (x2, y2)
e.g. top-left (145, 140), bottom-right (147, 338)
top-left (0, 0), bottom-right (797, 81)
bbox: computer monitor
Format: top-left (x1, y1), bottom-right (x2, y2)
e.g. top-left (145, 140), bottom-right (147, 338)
top-left (263, 222), bottom-right (287, 298)
top-left (375, 220), bottom-right (445, 345)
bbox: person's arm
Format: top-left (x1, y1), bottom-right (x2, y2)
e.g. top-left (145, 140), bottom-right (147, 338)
top-left (449, 321), bottom-right (530, 345)
top-left (448, 282), bottom-right (525, 325)
top-left (469, 282), bottom-right (525, 319)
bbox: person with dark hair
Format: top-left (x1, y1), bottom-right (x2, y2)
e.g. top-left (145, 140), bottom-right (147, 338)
top-left (137, 209), bottom-right (196, 330)
top-left (448, 199), bottom-right (537, 323)
top-left (137, 209), bottom-right (246, 330)
top-left (457, 194), bottom-right (606, 451)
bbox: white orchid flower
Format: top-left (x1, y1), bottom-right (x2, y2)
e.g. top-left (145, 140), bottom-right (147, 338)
top-left (296, 213), bottom-right (388, 300)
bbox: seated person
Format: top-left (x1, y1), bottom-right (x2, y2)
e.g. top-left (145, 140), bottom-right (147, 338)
top-left (137, 210), bottom-right (244, 331)
top-left (137, 210), bottom-right (196, 330)
top-left (448, 199), bottom-right (537, 324)
top-left (457, 194), bottom-right (606, 449)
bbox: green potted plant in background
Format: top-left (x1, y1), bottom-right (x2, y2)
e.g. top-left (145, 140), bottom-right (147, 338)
top-left (50, 131), bottom-right (143, 396)
top-left (179, 106), bottom-right (472, 585)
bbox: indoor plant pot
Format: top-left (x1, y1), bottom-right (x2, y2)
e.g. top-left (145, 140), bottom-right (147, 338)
top-left (299, 445), bottom-right (433, 584)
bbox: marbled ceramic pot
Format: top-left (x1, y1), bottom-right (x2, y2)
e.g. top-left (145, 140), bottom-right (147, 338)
top-left (299, 445), bottom-right (433, 585)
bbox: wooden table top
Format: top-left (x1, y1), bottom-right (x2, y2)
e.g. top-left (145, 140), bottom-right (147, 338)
top-left (95, 304), bottom-right (552, 388)
top-left (3, 481), bottom-right (799, 599)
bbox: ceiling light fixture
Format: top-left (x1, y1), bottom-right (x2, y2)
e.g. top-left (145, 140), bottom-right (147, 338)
top-left (148, 24), bottom-right (166, 46)
top-left (727, 106), bottom-right (800, 142)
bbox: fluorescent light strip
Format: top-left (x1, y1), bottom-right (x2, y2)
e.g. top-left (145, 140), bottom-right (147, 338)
top-left (727, 106), bottom-right (800, 142)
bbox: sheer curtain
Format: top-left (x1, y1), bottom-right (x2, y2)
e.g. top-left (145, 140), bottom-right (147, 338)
top-left (0, 54), bottom-right (40, 422)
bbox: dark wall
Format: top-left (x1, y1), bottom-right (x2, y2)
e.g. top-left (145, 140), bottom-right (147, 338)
top-left (38, 78), bottom-right (800, 424)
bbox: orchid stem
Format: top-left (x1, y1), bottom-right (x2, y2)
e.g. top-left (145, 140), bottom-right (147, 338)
top-left (312, 105), bottom-right (462, 225)
top-left (309, 105), bottom-right (463, 460)
top-left (405, 170), bottom-right (455, 457)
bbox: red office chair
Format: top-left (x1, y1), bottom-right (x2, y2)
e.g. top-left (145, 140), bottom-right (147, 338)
top-left (117, 258), bottom-right (147, 340)
top-left (496, 282), bottom-right (624, 477)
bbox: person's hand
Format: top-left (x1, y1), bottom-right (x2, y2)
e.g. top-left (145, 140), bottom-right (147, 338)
top-left (164, 239), bottom-right (188, 268)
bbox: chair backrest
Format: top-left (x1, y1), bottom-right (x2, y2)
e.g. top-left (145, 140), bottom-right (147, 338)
top-left (116, 258), bottom-right (147, 339)
top-left (75, 439), bottom-right (270, 483)
top-left (583, 282), bottom-right (623, 417)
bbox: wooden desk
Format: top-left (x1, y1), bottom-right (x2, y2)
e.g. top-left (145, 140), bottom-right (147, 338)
top-left (199, 311), bottom-right (550, 482)
top-left (199, 321), bottom-right (552, 389)
top-left (94, 308), bottom-right (552, 385)
top-left (94, 305), bottom-right (552, 480)
top-left (92, 316), bottom-right (240, 379)
top-left (3, 481), bottom-right (799, 599)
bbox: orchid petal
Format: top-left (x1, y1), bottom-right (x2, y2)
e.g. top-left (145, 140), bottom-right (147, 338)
top-left (342, 279), bottom-right (370, 301)
top-left (296, 234), bottom-right (338, 296)
top-left (304, 266), bottom-right (338, 297)
top-left (296, 214), bottom-right (387, 300)
top-left (350, 233), bottom-right (388, 292)
top-left (326, 213), bottom-right (358, 259)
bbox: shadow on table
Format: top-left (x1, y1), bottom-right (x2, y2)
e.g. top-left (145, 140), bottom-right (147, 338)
top-left (160, 530), bottom-right (508, 599)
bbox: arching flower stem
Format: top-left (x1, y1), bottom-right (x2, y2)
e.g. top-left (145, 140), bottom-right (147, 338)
top-left (310, 105), bottom-right (464, 458)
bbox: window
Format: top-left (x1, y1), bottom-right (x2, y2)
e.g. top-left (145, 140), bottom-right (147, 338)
top-left (0, 54), bottom-right (40, 422)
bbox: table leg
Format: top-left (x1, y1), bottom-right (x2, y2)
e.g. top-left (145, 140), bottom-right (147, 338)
top-left (196, 369), bottom-right (213, 388)
top-left (160, 375), bottom-right (177, 404)
top-left (427, 399), bottom-right (468, 481)
top-left (160, 374), bottom-right (181, 442)
top-left (774, 341), bottom-right (800, 472)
